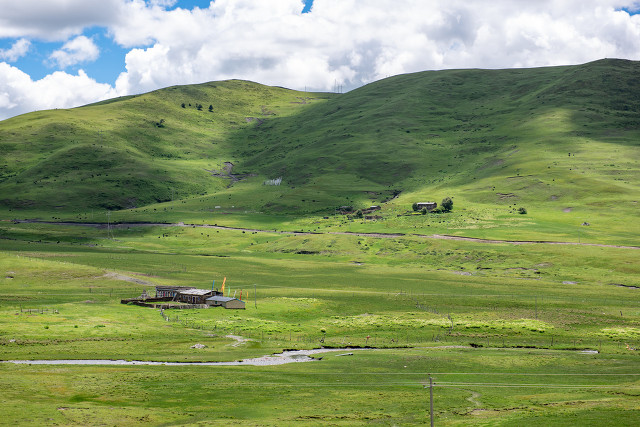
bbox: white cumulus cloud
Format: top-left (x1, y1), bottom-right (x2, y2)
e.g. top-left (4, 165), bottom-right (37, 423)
top-left (0, 0), bottom-right (124, 41)
top-left (0, 63), bottom-right (117, 120)
top-left (0, 38), bottom-right (31, 62)
top-left (109, 0), bottom-right (640, 96)
top-left (49, 35), bottom-right (100, 68)
top-left (3, 0), bottom-right (640, 120)
top-left (111, 0), bottom-right (640, 93)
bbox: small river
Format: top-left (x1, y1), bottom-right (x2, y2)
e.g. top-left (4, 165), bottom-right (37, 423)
top-left (2, 348), bottom-right (361, 366)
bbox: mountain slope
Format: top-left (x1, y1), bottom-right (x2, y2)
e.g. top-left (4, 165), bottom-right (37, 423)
top-left (232, 59), bottom-right (640, 211)
top-left (0, 81), bottom-right (335, 210)
top-left (1, 59), bottom-right (639, 231)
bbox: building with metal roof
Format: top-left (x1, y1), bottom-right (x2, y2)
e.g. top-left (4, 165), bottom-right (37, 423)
top-left (206, 296), bottom-right (246, 309)
top-left (177, 288), bottom-right (221, 304)
top-left (155, 286), bottom-right (196, 298)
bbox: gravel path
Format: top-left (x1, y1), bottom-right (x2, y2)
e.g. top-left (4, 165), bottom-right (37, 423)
top-left (225, 334), bottom-right (254, 347)
top-left (102, 272), bottom-right (156, 286)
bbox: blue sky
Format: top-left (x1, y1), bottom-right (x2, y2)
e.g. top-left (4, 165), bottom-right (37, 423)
top-left (0, 0), bottom-right (315, 85)
top-left (1, 0), bottom-right (639, 120)
top-left (0, 29), bottom-right (128, 84)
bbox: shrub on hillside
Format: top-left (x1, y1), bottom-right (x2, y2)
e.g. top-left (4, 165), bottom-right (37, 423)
top-left (518, 207), bottom-right (527, 214)
top-left (441, 197), bottom-right (453, 212)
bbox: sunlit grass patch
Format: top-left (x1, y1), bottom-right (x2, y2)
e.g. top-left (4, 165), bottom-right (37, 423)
top-left (327, 313), bottom-right (553, 333)
top-left (600, 327), bottom-right (640, 339)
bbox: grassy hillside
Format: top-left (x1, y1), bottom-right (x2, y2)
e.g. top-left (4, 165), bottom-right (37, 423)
top-left (227, 59), bottom-right (640, 217)
top-left (1, 59), bottom-right (639, 242)
top-left (0, 81), bottom-right (336, 210)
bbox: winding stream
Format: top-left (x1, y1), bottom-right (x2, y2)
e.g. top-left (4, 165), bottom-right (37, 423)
top-left (2, 348), bottom-right (362, 366)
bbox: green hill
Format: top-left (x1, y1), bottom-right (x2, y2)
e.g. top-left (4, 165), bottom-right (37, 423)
top-left (0, 80), bottom-right (336, 210)
top-left (234, 58), bottom-right (640, 208)
top-left (1, 59), bottom-right (639, 241)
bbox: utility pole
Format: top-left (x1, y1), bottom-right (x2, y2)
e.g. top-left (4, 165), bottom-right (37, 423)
top-left (429, 375), bottom-right (434, 427)
top-left (106, 211), bottom-right (113, 239)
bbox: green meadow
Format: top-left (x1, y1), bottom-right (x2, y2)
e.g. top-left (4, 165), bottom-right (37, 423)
top-left (1, 221), bottom-right (639, 425)
top-left (1, 59), bottom-right (640, 425)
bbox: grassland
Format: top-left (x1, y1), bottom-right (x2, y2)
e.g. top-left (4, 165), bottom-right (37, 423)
top-left (1, 220), bottom-right (639, 425)
top-left (1, 59), bottom-right (640, 425)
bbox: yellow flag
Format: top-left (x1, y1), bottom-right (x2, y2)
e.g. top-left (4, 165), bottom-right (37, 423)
top-left (221, 276), bottom-right (226, 294)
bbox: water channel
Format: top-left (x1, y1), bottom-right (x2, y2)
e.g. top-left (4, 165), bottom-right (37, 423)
top-left (2, 348), bottom-right (362, 366)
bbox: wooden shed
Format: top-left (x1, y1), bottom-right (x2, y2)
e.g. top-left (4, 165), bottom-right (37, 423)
top-left (155, 286), bottom-right (196, 298)
top-left (206, 296), bottom-right (246, 309)
top-left (177, 288), bottom-right (219, 305)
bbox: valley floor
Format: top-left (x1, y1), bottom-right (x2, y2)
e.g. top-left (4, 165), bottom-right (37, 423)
top-left (1, 219), bottom-right (639, 425)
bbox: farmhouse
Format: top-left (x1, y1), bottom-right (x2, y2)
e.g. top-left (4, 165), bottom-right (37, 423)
top-left (156, 285), bottom-right (196, 298)
top-left (416, 202), bottom-right (437, 211)
top-left (125, 286), bottom-right (242, 309)
top-left (177, 288), bottom-right (220, 305)
top-left (206, 296), bottom-right (246, 309)
top-left (155, 286), bottom-right (223, 304)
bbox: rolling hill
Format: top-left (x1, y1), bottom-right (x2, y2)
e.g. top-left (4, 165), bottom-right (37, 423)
top-left (0, 80), bottom-right (336, 210)
top-left (1, 59), bottom-right (639, 241)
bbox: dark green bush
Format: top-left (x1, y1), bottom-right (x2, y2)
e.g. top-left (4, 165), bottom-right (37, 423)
top-left (441, 197), bottom-right (453, 212)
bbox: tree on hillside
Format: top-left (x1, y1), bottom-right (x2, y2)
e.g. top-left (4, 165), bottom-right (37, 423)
top-left (412, 202), bottom-right (419, 211)
top-left (441, 197), bottom-right (453, 212)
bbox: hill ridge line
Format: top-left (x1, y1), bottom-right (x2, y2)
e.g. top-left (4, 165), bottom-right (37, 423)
top-left (12, 220), bottom-right (640, 250)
